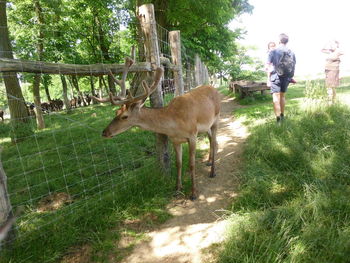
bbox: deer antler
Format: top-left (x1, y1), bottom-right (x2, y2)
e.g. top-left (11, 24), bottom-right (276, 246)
top-left (92, 57), bottom-right (135, 104)
top-left (91, 94), bottom-right (122, 103)
top-left (92, 67), bottom-right (163, 106)
top-left (109, 57), bottom-right (134, 98)
top-left (94, 67), bottom-right (163, 106)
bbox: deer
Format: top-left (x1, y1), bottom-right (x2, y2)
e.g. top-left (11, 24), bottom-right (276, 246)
top-left (93, 59), bottom-right (220, 200)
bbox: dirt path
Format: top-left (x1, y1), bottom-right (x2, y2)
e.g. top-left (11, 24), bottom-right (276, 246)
top-left (120, 94), bottom-right (249, 263)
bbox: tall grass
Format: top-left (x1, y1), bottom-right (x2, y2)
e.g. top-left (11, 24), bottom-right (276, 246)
top-left (0, 104), bottom-right (186, 262)
top-left (219, 81), bottom-right (350, 262)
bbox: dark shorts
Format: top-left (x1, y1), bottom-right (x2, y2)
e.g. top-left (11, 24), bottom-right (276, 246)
top-left (270, 73), bottom-right (290, 93)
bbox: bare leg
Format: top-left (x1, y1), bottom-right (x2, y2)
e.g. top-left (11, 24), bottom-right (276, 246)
top-left (173, 142), bottom-right (182, 193)
top-left (188, 137), bottom-right (197, 200)
top-left (327, 86), bottom-right (336, 104)
top-left (332, 87), bottom-right (336, 103)
top-left (280, 92), bottom-right (286, 115)
top-left (272, 92), bottom-right (281, 116)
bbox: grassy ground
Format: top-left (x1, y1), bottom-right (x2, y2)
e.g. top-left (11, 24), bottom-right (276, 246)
top-left (0, 100), bottom-right (194, 263)
top-left (218, 78), bottom-right (350, 263)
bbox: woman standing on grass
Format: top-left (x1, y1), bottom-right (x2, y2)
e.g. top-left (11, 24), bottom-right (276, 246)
top-left (321, 40), bottom-right (344, 104)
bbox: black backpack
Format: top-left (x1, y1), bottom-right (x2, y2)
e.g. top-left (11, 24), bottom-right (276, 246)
top-left (276, 50), bottom-right (295, 78)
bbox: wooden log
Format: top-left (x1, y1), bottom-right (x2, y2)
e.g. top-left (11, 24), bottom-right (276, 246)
top-left (0, 58), bottom-right (152, 76)
top-left (169, 30), bottom-right (184, 96)
top-left (138, 3), bottom-right (170, 173)
top-left (194, 54), bottom-right (201, 86)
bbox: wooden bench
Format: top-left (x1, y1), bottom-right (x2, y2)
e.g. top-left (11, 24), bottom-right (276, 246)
top-left (229, 81), bottom-right (270, 98)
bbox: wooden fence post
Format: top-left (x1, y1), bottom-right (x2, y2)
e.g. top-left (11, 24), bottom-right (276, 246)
top-left (185, 60), bottom-right (191, 91)
top-left (0, 148), bottom-right (13, 243)
top-left (203, 64), bottom-right (209, 84)
top-left (195, 54), bottom-right (201, 86)
top-left (138, 3), bottom-right (170, 173)
top-left (169, 30), bottom-right (184, 96)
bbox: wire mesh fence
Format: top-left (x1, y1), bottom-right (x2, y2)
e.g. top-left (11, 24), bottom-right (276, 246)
top-left (0, 9), bottom-right (209, 261)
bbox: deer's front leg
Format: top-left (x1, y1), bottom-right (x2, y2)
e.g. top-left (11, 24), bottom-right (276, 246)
top-left (188, 137), bottom-right (197, 200)
top-left (173, 142), bottom-right (183, 193)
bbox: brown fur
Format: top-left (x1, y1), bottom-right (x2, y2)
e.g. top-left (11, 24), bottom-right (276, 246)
top-left (103, 85), bottom-right (221, 200)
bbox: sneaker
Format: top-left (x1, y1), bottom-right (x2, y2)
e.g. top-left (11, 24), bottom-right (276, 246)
top-left (280, 113), bottom-right (285, 121)
top-left (276, 116), bottom-right (281, 123)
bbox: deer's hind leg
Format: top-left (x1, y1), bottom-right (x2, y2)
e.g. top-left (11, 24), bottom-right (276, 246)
top-left (206, 129), bottom-right (213, 166)
top-left (188, 137), bottom-right (197, 200)
top-left (209, 120), bottom-right (218, 178)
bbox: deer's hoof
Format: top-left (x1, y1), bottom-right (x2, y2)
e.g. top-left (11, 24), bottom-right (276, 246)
top-left (209, 173), bottom-right (217, 178)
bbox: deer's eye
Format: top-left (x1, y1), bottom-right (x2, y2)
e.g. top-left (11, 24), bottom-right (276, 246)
top-left (121, 116), bottom-right (128, 120)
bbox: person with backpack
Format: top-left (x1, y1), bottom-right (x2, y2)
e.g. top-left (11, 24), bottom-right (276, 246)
top-left (267, 33), bottom-right (296, 123)
top-left (266, 41), bottom-right (296, 88)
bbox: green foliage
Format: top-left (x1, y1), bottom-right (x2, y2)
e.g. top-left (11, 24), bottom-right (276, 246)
top-left (304, 79), bottom-right (327, 101)
top-left (134, 0), bottom-right (253, 74)
top-left (8, 119), bottom-right (35, 142)
top-left (2, 0), bottom-right (258, 107)
top-left (219, 89), bottom-right (350, 262)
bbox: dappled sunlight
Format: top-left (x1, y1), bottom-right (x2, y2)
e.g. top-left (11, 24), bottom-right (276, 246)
top-left (124, 220), bottom-right (229, 263)
top-left (0, 137), bottom-right (11, 144)
top-left (120, 94), bottom-right (246, 263)
top-left (205, 196), bottom-right (218, 203)
top-left (270, 181), bottom-right (287, 195)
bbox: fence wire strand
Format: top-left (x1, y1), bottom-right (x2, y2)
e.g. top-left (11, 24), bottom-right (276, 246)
top-left (0, 14), bottom-right (209, 260)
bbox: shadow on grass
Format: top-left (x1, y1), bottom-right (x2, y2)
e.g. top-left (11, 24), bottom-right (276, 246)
top-left (219, 104), bottom-right (350, 263)
top-left (0, 104), bottom-right (178, 263)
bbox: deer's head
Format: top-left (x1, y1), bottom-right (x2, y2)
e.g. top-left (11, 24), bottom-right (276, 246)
top-left (92, 66), bottom-right (163, 138)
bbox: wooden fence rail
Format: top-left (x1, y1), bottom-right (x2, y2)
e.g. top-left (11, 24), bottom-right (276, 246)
top-left (0, 58), bottom-right (155, 76)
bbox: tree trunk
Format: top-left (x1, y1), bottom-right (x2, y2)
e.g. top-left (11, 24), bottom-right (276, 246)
top-left (60, 75), bottom-right (71, 111)
top-left (44, 85), bottom-right (51, 102)
top-left (70, 75), bottom-right (86, 106)
top-left (33, 74), bottom-right (45, 129)
top-left (90, 76), bottom-right (97, 104)
top-left (100, 76), bottom-right (109, 95)
top-left (0, 1), bottom-right (29, 124)
top-left (33, 0), bottom-right (45, 129)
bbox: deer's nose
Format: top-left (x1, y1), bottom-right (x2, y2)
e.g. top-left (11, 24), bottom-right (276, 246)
top-left (102, 129), bottom-right (110, 138)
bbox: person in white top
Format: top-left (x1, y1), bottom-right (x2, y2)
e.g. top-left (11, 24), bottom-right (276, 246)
top-left (321, 40), bottom-right (344, 104)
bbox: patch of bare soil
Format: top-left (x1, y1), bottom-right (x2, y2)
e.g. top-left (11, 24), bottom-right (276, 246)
top-left (61, 245), bottom-right (93, 263)
top-left (37, 192), bottom-right (72, 212)
top-left (119, 94), bottom-right (249, 263)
